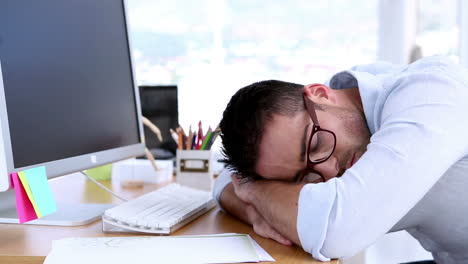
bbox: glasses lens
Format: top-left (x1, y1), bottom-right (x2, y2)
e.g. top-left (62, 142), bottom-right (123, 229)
top-left (308, 130), bottom-right (335, 162)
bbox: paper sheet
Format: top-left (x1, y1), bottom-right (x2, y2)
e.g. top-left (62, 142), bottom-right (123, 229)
top-left (197, 233), bottom-right (274, 262)
top-left (248, 235), bottom-right (275, 262)
top-left (44, 233), bottom-right (274, 264)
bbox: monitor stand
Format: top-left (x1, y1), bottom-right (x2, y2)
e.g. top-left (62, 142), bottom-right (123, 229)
top-left (0, 189), bottom-right (114, 226)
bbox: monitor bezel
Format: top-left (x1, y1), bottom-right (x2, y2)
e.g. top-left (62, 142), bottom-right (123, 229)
top-left (0, 0), bottom-right (145, 192)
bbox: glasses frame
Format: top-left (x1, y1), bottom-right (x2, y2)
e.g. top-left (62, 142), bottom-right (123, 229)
top-left (298, 95), bottom-right (337, 183)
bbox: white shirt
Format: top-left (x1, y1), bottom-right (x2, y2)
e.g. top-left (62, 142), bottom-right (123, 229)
top-left (213, 56), bottom-right (468, 264)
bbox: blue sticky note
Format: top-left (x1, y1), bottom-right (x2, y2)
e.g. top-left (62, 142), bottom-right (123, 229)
top-left (23, 166), bottom-right (57, 216)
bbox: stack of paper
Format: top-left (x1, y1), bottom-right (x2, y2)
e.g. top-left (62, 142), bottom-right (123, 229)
top-left (44, 233), bottom-right (274, 264)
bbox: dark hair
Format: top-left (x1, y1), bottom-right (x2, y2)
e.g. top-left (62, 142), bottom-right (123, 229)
top-left (220, 80), bottom-right (305, 179)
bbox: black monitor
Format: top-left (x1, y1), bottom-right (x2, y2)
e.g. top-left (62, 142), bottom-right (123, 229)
top-left (0, 0), bottom-right (145, 225)
top-left (139, 85), bottom-right (179, 159)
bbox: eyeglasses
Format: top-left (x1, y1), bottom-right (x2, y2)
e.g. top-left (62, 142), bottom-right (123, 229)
top-left (297, 94), bottom-right (337, 183)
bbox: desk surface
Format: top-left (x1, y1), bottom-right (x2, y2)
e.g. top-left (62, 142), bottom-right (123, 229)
top-left (0, 173), bottom-right (337, 264)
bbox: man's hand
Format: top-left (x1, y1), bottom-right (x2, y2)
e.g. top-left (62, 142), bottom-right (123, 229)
top-left (230, 175), bottom-right (258, 204)
top-left (245, 204), bottom-right (292, 246)
top-left (230, 174), bottom-right (304, 246)
top-left (219, 181), bottom-right (292, 246)
top-left (231, 175), bottom-right (294, 245)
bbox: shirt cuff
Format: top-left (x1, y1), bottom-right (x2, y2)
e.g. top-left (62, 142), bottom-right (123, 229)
top-left (297, 181), bottom-right (337, 261)
top-left (212, 168), bottom-right (233, 208)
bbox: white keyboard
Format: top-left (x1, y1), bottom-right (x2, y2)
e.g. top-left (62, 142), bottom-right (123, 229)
top-left (102, 183), bottom-right (216, 234)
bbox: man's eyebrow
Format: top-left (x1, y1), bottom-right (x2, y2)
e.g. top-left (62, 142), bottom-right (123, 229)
top-left (300, 123), bottom-right (311, 162)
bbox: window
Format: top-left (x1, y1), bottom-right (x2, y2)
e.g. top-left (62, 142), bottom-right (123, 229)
top-left (126, 0), bottom-right (378, 145)
top-left (415, 0), bottom-right (460, 62)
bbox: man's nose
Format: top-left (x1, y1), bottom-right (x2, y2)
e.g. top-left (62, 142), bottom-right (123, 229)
top-left (313, 156), bottom-right (340, 181)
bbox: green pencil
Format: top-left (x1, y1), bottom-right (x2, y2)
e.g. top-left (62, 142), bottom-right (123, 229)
top-left (200, 131), bottom-right (213, 150)
top-left (204, 130), bottom-right (219, 150)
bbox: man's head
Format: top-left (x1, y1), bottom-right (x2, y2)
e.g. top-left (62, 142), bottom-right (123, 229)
top-left (220, 80), bottom-right (371, 182)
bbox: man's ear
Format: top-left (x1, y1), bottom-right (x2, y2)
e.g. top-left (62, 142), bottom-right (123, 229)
top-left (304, 84), bottom-right (337, 104)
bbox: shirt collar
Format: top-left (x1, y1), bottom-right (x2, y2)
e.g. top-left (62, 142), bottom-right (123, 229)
top-left (327, 70), bottom-right (383, 134)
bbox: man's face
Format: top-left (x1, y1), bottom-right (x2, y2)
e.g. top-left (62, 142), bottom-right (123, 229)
top-left (255, 89), bottom-right (371, 182)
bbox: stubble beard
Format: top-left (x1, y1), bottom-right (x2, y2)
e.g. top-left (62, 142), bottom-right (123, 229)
top-left (334, 106), bottom-right (371, 177)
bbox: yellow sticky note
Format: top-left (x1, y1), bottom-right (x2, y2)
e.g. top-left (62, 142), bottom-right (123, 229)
top-left (18, 172), bottom-right (42, 218)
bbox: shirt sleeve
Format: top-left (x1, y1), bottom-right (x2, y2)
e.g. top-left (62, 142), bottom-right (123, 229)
top-left (212, 168), bottom-right (234, 208)
top-left (297, 66), bottom-right (468, 259)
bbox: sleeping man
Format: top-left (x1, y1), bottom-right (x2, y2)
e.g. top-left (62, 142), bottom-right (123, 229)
top-left (213, 56), bottom-right (468, 264)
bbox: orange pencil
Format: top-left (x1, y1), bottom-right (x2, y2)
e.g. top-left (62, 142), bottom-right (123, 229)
top-left (176, 127), bottom-right (183, 149)
top-left (186, 127), bottom-right (193, 150)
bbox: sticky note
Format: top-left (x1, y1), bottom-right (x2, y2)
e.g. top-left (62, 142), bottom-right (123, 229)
top-left (18, 171), bottom-right (42, 217)
top-left (10, 172), bottom-right (38, 223)
top-left (22, 166), bottom-right (57, 217)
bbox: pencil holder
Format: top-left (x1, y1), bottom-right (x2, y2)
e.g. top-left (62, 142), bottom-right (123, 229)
top-left (176, 149), bottom-right (213, 191)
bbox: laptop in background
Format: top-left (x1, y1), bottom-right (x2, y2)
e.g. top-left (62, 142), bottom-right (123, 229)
top-left (139, 85), bottom-right (178, 160)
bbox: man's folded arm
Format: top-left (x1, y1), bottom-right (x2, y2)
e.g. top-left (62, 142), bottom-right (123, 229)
top-left (214, 169), bottom-right (295, 246)
top-left (213, 168), bottom-right (257, 224)
top-left (213, 168), bottom-right (233, 209)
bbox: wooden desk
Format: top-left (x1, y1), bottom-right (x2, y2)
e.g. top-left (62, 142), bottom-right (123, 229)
top-left (0, 173), bottom-right (337, 264)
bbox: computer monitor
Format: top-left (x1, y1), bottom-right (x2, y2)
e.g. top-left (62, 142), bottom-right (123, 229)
top-left (139, 85), bottom-right (179, 159)
top-left (0, 0), bottom-right (145, 225)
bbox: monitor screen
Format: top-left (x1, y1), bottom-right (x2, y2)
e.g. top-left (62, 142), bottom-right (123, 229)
top-left (0, 0), bottom-right (141, 168)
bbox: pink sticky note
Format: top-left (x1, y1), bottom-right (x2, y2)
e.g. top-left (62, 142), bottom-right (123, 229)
top-left (10, 172), bottom-right (38, 224)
